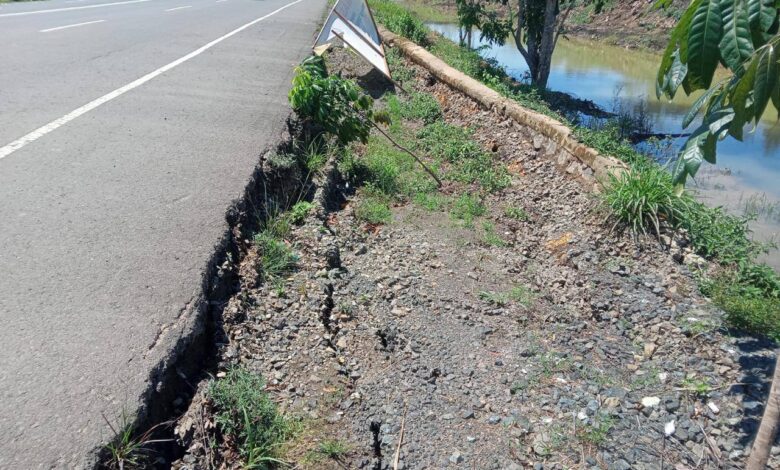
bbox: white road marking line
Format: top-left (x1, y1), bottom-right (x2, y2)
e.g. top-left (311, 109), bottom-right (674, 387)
top-left (165, 5), bottom-right (191, 11)
top-left (0, 0), bottom-right (150, 17)
top-left (0, 0), bottom-right (304, 162)
top-left (215, 0), bottom-right (228, 3)
top-left (40, 19), bottom-right (105, 32)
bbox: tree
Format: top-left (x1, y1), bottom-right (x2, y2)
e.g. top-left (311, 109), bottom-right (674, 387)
top-left (657, 2), bottom-right (780, 467)
top-left (656, 0), bottom-right (780, 188)
top-left (456, 0), bottom-right (589, 88)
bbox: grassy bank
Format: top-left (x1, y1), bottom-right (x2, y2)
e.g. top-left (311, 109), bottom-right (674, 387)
top-left (368, 0), bottom-right (780, 341)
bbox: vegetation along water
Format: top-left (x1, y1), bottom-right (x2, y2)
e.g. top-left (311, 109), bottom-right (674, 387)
top-left (428, 22), bottom-right (780, 269)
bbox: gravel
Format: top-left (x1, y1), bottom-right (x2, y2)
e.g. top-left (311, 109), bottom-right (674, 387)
top-left (171, 45), bottom-right (780, 469)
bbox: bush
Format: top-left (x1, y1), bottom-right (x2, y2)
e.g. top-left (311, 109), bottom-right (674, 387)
top-left (289, 56), bottom-right (374, 144)
top-left (208, 368), bottom-right (295, 467)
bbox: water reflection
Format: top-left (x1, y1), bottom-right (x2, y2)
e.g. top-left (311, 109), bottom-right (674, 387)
top-left (428, 23), bottom-right (780, 267)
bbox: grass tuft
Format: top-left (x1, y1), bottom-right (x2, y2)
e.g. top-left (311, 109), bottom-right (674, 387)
top-left (355, 187), bottom-right (393, 224)
top-left (601, 166), bottom-right (684, 236)
top-left (450, 194), bottom-right (485, 228)
top-left (253, 214), bottom-right (298, 280)
top-left (208, 368), bottom-right (297, 468)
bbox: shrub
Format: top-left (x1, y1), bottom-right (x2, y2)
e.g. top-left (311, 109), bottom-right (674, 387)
top-left (289, 56), bottom-right (374, 144)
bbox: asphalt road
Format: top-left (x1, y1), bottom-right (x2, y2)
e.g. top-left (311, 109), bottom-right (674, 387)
top-left (0, 0), bottom-right (326, 466)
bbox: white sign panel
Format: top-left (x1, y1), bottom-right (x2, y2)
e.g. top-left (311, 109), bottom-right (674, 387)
top-left (314, 0), bottom-right (391, 78)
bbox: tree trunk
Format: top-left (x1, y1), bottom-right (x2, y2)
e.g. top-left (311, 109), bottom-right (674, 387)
top-left (534, 0), bottom-right (558, 89)
top-left (747, 351), bottom-right (780, 469)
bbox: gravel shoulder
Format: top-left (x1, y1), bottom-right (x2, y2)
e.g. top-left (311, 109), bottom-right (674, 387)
top-left (172, 45), bottom-right (779, 470)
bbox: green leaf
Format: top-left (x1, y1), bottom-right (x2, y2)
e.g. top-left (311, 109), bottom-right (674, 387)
top-left (657, 0), bottom-right (701, 98)
top-left (748, 0), bottom-right (777, 44)
top-left (706, 107), bottom-right (736, 139)
top-left (682, 81), bottom-right (721, 128)
top-left (687, 0), bottom-right (724, 91)
top-left (720, 0), bottom-right (754, 72)
top-left (771, 79), bottom-right (780, 119)
top-left (731, 54), bottom-right (759, 130)
top-left (672, 124), bottom-right (713, 185)
top-left (667, 49), bottom-right (689, 94)
top-left (753, 43), bottom-right (779, 120)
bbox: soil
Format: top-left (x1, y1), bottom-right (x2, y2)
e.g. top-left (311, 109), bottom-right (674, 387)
top-left (171, 44), bottom-right (779, 469)
top-left (564, 0), bottom-right (684, 51)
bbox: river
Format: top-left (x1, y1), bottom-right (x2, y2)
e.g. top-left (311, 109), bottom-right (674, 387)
top-left (427, 23), bottom-right (780, 268)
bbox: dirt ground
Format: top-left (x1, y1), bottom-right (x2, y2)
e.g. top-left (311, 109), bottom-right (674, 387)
top-left (172, 45), bottom-right (778, 470)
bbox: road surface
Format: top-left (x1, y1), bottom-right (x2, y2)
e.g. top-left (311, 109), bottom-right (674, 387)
top-left (0, 0), bottom-right (326, 466)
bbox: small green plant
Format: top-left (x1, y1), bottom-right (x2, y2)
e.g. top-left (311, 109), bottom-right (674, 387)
top-left (369, 0), bottom-right (429, 45)
top-left (289, 56), bottom-right (374, 144)
top-left (355, 188), bottom-right (392, 224)
top-left (288, 201), bottom-right (314, 225)
top-left (577, 413), bottom-right (615, 447)
top-left (703, 271), bottom-right (780, 340)
top-left (479, 290), bottom-right (509, 306)
top-left (416, 122), bottom-right (508, 192)
top-left (504, 206), bottom-right (529, 221)
top-left (102, 411), bottom-right (170, 470)
top-left (539, 351), bottom-right (573, 378)
top-left (601, 165), bottom-right (686, 236)
top-left (508, 285), bottom-right (534, 307)
top-left (389, 92), bottom-right (442, 124)
top-left (481, 221), bottom-right (508, 247)
top-left (317, 439), bottom-right (350, 459)
top-left (208, 368), bottom-right (296, 468)
top-left (414, 192), bottom-right (450, 211)
top-left (253, 215), bottom-right (298, 281)
top-left (450, 194), bottom-right (485, 227)
top-left (680, 377), bottom-right (712, 397)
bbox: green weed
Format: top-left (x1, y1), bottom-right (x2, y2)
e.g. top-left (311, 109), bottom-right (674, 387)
top-left (368, 0), bottom-right (429, 45)
top-left (355, 188), bottom-right (393, 224)
top-left (680, 377), bottom-right (713, 397)
top-left (450, 194), bottom-right (485, 227)
top-left (208, 368), bottom-right (297, 468)
top-left (576, 413), bottom-right (614, 447)
top-left (508, 285), bottom-right (535, 307)
top-left (288, 201), bottom-right (314, 225)
top-left (102, 411), bottom-right (169, 470)
top-left (504, 206), bottom-right (529, 221)
top-left (481, 221), bottom-right (507, 247)
top-left (388, 92), bottom-right (442, 125)
top-left (316, 439), bottom-right (350, 459)
top-left (601, 166), bottom-right (685, 236)
top-left (254, 215), bottom-right (298, 280)
top-left (413, 192), bottom-right (450, 211)
top-left (703, 271), bottom-right (780, 340)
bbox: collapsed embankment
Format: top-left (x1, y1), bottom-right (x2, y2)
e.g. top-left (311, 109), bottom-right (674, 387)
top-left (163, 37), bottom-right (779, 470)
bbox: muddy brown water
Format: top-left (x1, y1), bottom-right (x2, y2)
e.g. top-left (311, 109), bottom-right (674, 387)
top-left (428, 23), bottom-right (780, 269)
